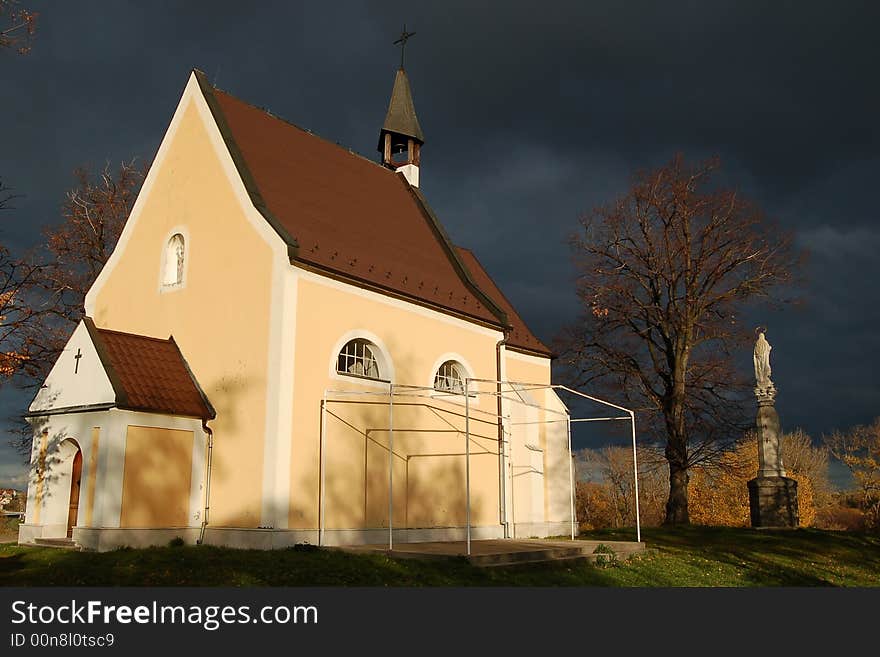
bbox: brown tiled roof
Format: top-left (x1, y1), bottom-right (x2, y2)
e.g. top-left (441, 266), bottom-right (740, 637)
top-left (195, 71), bottom-right (507, 330)
top-left (455, 247), bottom-right (553, 357)
top-left (192, 71), bottom-right (551, 356)
top-left (84, 319), bottom-right (215, 419)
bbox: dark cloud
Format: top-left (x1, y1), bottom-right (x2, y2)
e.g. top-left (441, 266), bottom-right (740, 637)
top-left (0, 1), bottom-right (878, 484)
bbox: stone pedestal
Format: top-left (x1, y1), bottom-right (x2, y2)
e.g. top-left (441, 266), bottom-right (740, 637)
top-left (748, 476), bottom-right (799, 528)
top-left (748, 382), bottom-right (799, 528)
top-left (755, 394), bottom-right (785, 477)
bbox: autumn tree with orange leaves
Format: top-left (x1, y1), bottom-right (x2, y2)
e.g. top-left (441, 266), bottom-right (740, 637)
top-left (576, 430), bottom-right (829, 530)
top-left (688, 430), bottom-right (829, 527)
top-left (560, 155), bottom-right (801, 525)
top-left (20, 161), bottom-right (143, 383)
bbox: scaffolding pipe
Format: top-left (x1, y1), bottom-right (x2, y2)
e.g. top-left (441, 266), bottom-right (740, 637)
top-left (388, 381), bottom-right (394, 551)
top-left (630, 410), bottom-right (641, 544)
top-left (319, 391), bottom-right (327, 547)
top-left (567, 412), bottom-right (575, 540)
top-left (465, 377), bottom-right (472, 556)
top-left (496, 340), bottom-right (509, 539)
top-left (319, 379), bottom-right (641, 550)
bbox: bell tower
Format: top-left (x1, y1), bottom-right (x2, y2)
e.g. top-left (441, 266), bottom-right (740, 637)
top-left (378, 27), bottom-right (424, 187)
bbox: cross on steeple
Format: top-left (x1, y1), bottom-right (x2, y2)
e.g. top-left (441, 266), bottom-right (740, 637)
top-left (393, 24), bottom-right (416, 69)
top-left (74, 348), bottom-right (82, 374)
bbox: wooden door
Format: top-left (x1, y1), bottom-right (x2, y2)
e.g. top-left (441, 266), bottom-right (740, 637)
top-left (67, 450), bottom-right (83, 538)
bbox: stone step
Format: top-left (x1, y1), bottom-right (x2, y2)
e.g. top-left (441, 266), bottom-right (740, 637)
top-left (336, 538), bottom-right (646, 568)
top-left (479, 554), bottom-right (595, 568)
top-left (33, 537), bottom-right (80, 550)
top-left (468, 540), bottom-right (646, 568)
top-left (468, 547), bottom-right (588, 566)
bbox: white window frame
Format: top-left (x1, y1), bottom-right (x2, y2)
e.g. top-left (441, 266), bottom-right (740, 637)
top-left (434, 360), bottom-right (467, 394)
top-left (427, 352), bottom-right (479, 405)
top-left (336, 339), bottom-right (382, 381)
top-left (328, 330), bottom-right (394, 389)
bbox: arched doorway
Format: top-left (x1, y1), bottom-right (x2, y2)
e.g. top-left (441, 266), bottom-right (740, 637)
top-left (65, 442), bottom-right (83, 538)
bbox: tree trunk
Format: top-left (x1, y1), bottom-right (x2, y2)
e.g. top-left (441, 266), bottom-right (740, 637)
top-left (665, 460), bottom-right (690, 524)
top-left (664, 345), bottom-right (691, 525)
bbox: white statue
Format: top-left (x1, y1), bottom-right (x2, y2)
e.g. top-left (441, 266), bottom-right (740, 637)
top-left (754, 329), bottom-right (772, 388)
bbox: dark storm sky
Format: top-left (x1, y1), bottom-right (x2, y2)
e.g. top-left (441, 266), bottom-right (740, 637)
top-left (1, 1), bottom-right (878, 487)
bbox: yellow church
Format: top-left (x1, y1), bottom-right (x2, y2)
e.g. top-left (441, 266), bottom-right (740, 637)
top-left (19, 66), bottom-right (578, 551)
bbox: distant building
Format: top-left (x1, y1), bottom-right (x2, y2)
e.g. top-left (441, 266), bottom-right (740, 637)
top-left (1, 488), bottom-right (25, 515)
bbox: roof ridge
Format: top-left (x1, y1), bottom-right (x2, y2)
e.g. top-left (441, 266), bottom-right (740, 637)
top-left (204, 75), bottom-right (392, 176)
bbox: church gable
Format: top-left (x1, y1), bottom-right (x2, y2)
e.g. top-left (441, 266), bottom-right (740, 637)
top-left (29, 320), bottom-right (116, 415)
top-left (84, 72), bottom-right (288, 323)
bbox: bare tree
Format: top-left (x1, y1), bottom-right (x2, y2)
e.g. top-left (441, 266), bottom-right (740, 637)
top-left (0, 0), bottom-right (37, 55)
top-left (825, 418), bottom-right (880, 531)
top-left (560, 155), bottom-right (800, 524)
top-left (783, 428), bottom-right (832, 510)
top-left (0, 0), bottom-right (40, 376)
top-left (39, 162), bottom-right (142, 325)
top-left (576, 445), bottom-right (667, 528)
top-left (20, 161), bottom-right (143, 383)
top-left (0, 246), bottom-right (41, 378)
top-left (0, 181), bottom-right (43, 380)
top-left (5, 162), bottom-right (142, 456)
top-left (0, 178), bottom-right (19, 209)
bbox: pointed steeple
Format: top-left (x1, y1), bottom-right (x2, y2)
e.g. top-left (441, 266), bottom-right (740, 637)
top-left (380, 68), bottom-right (424, 146)
top-left (378, 67), bottom-right (424, 186)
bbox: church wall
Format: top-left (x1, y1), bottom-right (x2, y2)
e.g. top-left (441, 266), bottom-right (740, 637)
top-left (19, 411), bottom-right (106, 543)
top-left (19, 408), bottom-right (207, 548)
top-left (119, 426), bottom-right (195, 528)
top-left (88, 86), bottom-right (279, 529)
top-left (542, 388), bottom-right (574, 526)
top-left (504, 350), bottom-right (574, 531)
top-left (287, 270), bottom-right (505, 533)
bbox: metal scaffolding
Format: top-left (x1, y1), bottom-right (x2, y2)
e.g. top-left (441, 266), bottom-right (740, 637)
top-left (318, 379), bottom-right (641, 555)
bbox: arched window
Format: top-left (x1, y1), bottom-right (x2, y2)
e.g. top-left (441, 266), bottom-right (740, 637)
top-left (434, 360), bottom-right (466, 394)
top-left (162, 233), bottom-right (185, 287)
top-left (336, 339), bottom-right (381, 380)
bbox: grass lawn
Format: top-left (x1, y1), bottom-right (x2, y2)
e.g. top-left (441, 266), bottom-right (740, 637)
top-left (0, 526), bottom-right (878, 586)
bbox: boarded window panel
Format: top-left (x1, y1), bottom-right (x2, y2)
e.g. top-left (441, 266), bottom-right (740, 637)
top-left (120, 426), bottom-right (193, 528)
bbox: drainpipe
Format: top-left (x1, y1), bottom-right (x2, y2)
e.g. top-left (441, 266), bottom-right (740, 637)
top-left (197, 420), bottom-right (214, 545)
top-left (495, 333), bottom-right (510, 538)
